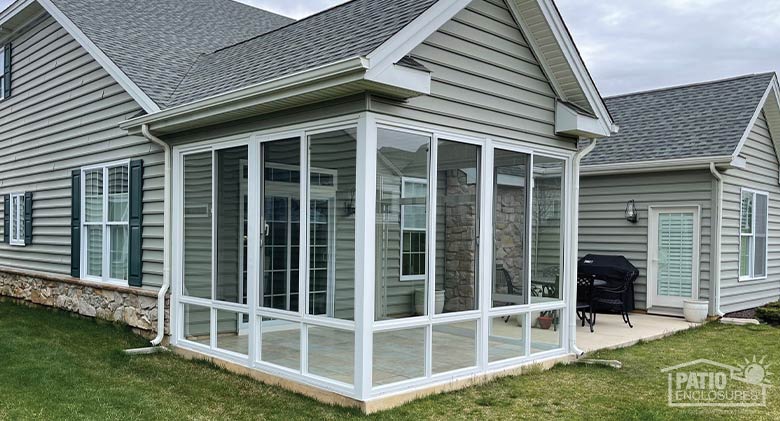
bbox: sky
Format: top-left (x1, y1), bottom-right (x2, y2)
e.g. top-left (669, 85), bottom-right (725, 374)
top-left (4, 0), bottom-right (780, 97)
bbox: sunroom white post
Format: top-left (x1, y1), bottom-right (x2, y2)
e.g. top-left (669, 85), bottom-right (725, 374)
top-left (478, 140), bottom-right (495, 370)
top-left (247, 140), bottom-right (260, 364)
top-left (355, 112), bottom-right (377, 399)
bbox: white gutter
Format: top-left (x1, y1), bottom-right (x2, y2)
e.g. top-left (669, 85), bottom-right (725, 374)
top-left (581, 155), bottom-right (733, 176)
top-left (142, 124), bottom-right (172, 346)
top-left (569, 138), bottom-right (598, 357)
top-left (709, 163), bottom-right (725, 317)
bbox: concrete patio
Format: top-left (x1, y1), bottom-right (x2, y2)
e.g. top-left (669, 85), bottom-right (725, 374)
top-left (576, 312), bottom-right (699, 353)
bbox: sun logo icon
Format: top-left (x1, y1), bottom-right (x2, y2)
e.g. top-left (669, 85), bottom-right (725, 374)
top-left (736, 356), bottom-right (773, 386)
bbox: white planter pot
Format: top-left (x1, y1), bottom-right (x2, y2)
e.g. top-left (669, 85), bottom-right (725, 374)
top-left (414, 289), bottom-right (446, 315)
top-left (683, 300), bottom-right (708, 323)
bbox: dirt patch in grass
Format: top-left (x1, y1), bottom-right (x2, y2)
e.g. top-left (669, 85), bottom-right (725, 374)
top-left (724, 308), bottom-right (757, 319)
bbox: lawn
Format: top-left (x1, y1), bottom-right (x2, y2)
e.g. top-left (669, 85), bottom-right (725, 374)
top-left (1, 299), bottom-right (779, 420)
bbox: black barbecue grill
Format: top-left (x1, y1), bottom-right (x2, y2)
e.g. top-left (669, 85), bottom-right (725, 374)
top-left (577, 254), bottom-right (639, 330)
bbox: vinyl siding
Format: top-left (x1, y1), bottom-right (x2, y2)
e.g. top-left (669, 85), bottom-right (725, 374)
top-left (579, 170), bottom-right (714, 311)
top-left (369, 0), bottom-right (576, 152)
top-left (0, 15), bottom-right (164, 288)
top-left (719, 112), bottom-right (780, 313)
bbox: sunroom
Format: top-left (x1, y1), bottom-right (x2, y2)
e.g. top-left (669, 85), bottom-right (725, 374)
top-left (171, 113), bottom-right (577, 403)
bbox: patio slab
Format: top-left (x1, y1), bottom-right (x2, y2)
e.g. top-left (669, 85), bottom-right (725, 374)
top-left (576, 312), bottom-right (699, 353)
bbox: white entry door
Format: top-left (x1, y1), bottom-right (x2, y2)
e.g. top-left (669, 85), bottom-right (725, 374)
top-left (648, 206), bottom-right (700, 309)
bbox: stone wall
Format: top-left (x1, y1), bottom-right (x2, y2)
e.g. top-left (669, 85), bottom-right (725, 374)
top-left (0, 268), bottom-right (168, 337)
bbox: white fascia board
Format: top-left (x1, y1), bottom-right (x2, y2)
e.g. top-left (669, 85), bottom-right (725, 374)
top-left (36, 0), bottom-right (161, 113)
top-left (365, 0), bottom-right (472, 78)
top-left (120, 57), bottom-right (369, 131)
top-left (581, 155), bottom-right (733, 176)
top-left (534, 0), bottom-right (615, 135)
top-left (555, 101), bottom-right (611, 138)
top-left (365, 63), bottom-right (431, 95)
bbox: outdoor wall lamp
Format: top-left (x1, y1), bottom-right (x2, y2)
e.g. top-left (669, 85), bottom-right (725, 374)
top-left (625, 200), bottom-right (639, 223)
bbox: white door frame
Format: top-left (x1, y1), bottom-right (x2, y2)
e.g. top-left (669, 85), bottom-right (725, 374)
top-left (646, 205), bottom-right (701, 310)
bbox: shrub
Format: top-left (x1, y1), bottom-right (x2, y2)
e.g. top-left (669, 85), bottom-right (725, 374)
top-left (756, 301), bottom-right (780, 325)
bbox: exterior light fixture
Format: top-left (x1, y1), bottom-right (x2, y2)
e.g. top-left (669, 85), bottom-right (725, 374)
top-left (625, 200), bottom-right (638, 223)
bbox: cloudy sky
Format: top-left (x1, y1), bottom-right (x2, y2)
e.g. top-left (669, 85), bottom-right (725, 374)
top-left (4, 0), bottom-right (779, 97)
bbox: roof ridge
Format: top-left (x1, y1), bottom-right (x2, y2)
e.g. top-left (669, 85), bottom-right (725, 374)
top-left (208, 0), bottom-right (354, 55)
top-left (606, 72), bottom-right (776, 100)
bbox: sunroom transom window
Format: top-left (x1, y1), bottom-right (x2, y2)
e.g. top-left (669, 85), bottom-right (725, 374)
top-left (740, 189), bottom-right (768, 280)
top-left (82, 163), bottom-right (130, 283)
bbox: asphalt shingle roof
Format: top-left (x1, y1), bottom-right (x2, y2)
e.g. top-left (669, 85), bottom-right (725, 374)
top-left (49, 0), bottom-right (438, 110)
top-left (583, 73), bottom-right (776, 166)
top-left (49, 0), bottom-right (294, 108)
top-left (165, 0), bottom-right (439, 107)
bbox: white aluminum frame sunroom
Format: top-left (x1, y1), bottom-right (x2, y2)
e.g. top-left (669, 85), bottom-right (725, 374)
top-left (170, 111), bottom-right (578, 402)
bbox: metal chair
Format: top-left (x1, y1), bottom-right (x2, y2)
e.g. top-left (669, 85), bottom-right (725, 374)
top-left (592, 279), bottom-right (634, 328)
top-left (576, 275), bottom-right (595, 332)
top-left (495, 266), bottom-right (523, 323)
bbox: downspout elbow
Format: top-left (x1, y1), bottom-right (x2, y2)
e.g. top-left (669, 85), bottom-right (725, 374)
top-left (142, 124), bottom-right (172, 346)
top-left (569, 139), bottom-right (597, 357)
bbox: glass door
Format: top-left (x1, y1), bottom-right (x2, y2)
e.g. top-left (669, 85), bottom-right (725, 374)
top-left (649, 207), bottom-right (700, 309)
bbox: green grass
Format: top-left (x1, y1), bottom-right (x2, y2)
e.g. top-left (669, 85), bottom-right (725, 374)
top-left (1, 299), bottom-right (779, 420)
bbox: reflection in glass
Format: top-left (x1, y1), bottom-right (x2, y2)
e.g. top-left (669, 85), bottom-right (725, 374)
top-left (216, 146), bottom-right (248, 304)
top-left (308, 326), bottom-right (354, 385)
top-left (261, 139), bottom-right (301, 312)
top-left (309, 129), bottom-right (357, 320)
top-left (436, 140), bottom-right (480, 314)
top-left (216, 310), bottom-right (248, 355)
top-left (531, 309), bottom-right (562, 353)
top-left (375, 129), bottom-right (430, 320)
top-left (373, 328), bottom-right (426, 386)
top-left (488, 313), bottom-right (526, 363)
top-left (184, 303), bottom-right (211, 346)
top-left (260, 317), bottom-right (300, 370)
top-left (530, 157), bottom-right (565, 303)
top-left (432, 321), bottom-right (477, 374)
top-left (492, 150), bottom-right (530, 308)
top-left (183, 152), bottom-right (212, 299)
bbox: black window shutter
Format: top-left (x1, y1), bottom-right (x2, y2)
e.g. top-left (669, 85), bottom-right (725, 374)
top-left (24, 192), bottom-right (32, 245)
top-left (71, 170), bottom-right (80, 277)
top-left (3, 194), bottom-right (8, 244)
top-left (4, 43), bottom-right (11, 99)
top-left (128, 160), bottom-right (144, 287)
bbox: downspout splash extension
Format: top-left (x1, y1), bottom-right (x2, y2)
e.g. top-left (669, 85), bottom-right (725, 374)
top-left (569, 139), bottom-right (598, 357)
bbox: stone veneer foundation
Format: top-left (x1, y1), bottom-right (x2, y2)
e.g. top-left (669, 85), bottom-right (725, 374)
top-left (0, 267), bottom-right (168, 337)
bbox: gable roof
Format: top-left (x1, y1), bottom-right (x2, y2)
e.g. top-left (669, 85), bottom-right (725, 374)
top-left (46, 0), bottom-right (294, 110)
top-left (165, 0), bottom-right (439, 108)
top-left (584, 73), bottom-right (776, 167)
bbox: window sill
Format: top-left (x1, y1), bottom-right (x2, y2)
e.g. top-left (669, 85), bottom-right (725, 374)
top-left (8, 242), bottom-right (25, 247)
top-left (399, 276), bottom-right (426, 282)
top-left (738, 276), bottom-right (768, 282)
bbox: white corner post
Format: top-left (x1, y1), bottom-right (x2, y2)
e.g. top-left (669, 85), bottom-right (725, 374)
top-left (568, 139), bottom-right (597, 357)
top-left (355, 112), bottom-right (378, 400)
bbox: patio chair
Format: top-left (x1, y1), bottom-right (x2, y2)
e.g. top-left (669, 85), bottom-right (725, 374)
top-left (576, 275), bottom-right (595, 333)
top-left (495, 266), bottom-right (523, 323)
top-left (592, 279), bottom-right (634, 329)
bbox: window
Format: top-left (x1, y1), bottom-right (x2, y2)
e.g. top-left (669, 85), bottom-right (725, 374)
top-left (9, 192), bottom-right (24, 246)
top-left (740, 189), bottom-right (768, 280)
top-left (401, 177), bottom-right (427, 281)
top-left (82, 163), bottom-right (130, 283)
top-left (0, 43), bottom-right (10, 100)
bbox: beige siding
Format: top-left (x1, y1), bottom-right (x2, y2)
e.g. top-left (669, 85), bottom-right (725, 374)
top-left (0, 15), bottom-right (164, 287)
top-left (369, 0), bottom-right (576, 152)
top-left (579, 170), bottom-right (714, 311)
top-left (720, 112), bottom-right (780, 313)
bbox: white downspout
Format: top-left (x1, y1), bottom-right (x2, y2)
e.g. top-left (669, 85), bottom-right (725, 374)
top-left (709, 163), bottom-right (724, 317)
top-left (142, 124), bottom-right (172, 346)
top-left (569, 138), bottom-right (597, 357)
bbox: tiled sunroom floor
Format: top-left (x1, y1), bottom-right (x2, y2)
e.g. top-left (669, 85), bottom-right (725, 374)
top-left (190, 312), bottom-right (698, 385)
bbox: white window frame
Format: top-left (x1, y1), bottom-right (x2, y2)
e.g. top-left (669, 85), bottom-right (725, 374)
top-left (9, 192), bottom-right (25, 246)
top-left (81, 160), bottom-right (131, 285)
top-left (739, 188), bottom-right (769, 281)
top-left (400, 176), bottom-right (428, 282)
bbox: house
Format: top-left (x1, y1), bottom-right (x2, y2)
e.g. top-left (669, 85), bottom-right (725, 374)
top-left (0, 0), bottom-right (615, 411)
top-left (580, 73), bottom-right (780, 317)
